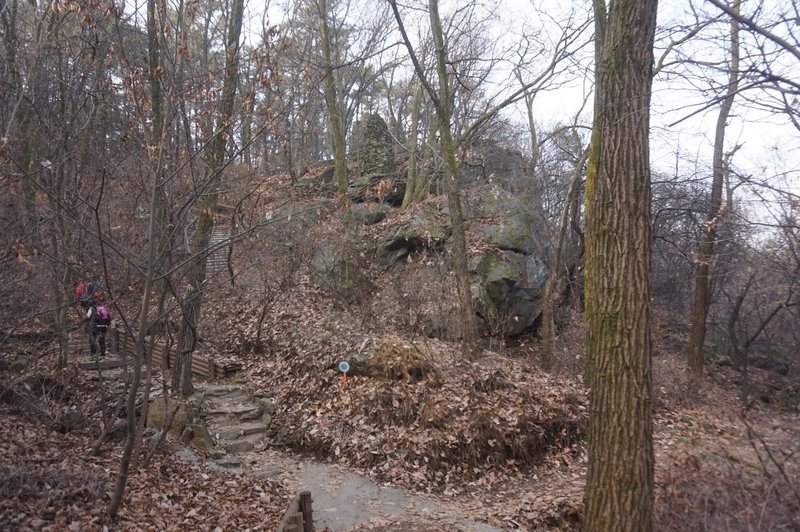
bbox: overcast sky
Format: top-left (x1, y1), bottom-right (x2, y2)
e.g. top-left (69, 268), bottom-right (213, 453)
top-left (252, 0), bottom-right (799, 200)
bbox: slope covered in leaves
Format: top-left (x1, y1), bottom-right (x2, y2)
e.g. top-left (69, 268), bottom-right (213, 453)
top-left (0, 360), bottom-right (289, 531)
top-left (251, 333), bottom-right (587, 491)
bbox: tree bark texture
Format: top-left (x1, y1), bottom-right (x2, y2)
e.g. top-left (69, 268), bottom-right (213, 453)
top-left (688, 0), bottom-right (740, 378)
top-left (583, 0), bottom-right (658, 528)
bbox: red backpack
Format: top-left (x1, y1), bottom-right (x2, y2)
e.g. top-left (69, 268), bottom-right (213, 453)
top-left (75, 282), bottom-right (100, 305)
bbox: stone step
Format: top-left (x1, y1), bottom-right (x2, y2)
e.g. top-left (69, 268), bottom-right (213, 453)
top-left (202, 385), bottom-right (250, 399)
top-left (221, 433), bottom-right (265, 453)
top-left (213, 421), bottom-right (268, 441)
top-left (203, 412), bottom-right (271, 431)
top-left (203, 403), bottom-right (264, 421)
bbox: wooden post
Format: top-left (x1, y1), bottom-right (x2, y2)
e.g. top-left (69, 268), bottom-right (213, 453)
top-left (208, 356), bottom-right (216, 379)
top-left (299, 491), bottom-right (313, 532)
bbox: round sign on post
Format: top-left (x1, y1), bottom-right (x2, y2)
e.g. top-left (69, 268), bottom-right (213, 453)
top-left (338, 361), bottom-right (350, 390)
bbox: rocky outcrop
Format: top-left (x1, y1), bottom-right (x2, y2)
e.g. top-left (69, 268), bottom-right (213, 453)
top-left (351, 113), bottom-right (395, 176)
top-left (378, 201), bottom-right (451, 267)
top-left (473, 249), bottom-right (547, 336)
top-left (468, 185), bottom-right (549, 336)
top-left (373, 185), bottom-right (548, 337)
top-left (470, 185), bottom-right (545, 255)
top-left (460, 140), bottom-right (529, 190)
top-left (146, 395), bottom-right (203, 440)
top-left (346, 202), bottom-right (391, 226)
top-left (348, 114), bottom-right (405, 205)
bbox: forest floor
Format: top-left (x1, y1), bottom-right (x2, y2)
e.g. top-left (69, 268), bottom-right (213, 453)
top-left (2, 170), bottom-right (799, 530)
top-left (1, 328), bottom-right (799, 531)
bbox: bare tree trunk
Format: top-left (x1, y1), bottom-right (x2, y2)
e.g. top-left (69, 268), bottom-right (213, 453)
top-left (401, 79), bottom-right (423, 208)
top-left (316, 0), bottom-right (348, 194)
top-left (540, 149), bottom-right (586, 369)
top-left (389, 0), bottom-right (478, 354)
top-left (174, 0), bottom-right (245, 398)
top-left (108, 161), bottom-right (160, 521)
top-left (726, 271), bottom-right (754, 401)
top-left (428, 0), bottom-right (476, 353)
top-left (241, 72), bottom-right (255, 169)
top-left (688, 0), bottom-right (740, 378)
top-left (582, 0), bottom-right (657, 528)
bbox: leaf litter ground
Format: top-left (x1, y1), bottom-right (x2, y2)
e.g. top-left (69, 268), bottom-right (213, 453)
top-left (2, 170), bottom-right (799, 530)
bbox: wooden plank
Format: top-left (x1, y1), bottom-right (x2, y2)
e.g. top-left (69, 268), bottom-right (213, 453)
top-left (208, 356), bottom-right (216, 379)
top-left (299, 491), bottom-right (314, 532)
top-left (97, 330), bottom-right (222, 381)
top-left (192, 357), bottom-right (209, 371)
top-left (119, 337), bottom-right (136, 356)
top-left (276, 491), bottom-right (313, 532)
top-left (152, 348), bottom-right (167, 367)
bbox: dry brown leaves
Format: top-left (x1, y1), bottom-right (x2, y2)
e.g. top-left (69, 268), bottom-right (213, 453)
top-left (0, 367), bottom-right (289, 531)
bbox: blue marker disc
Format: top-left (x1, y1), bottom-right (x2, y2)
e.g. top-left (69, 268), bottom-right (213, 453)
top-left (338, 361), bottom-right (350, 373)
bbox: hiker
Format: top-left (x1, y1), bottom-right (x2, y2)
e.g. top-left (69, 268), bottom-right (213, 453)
top-left (75, 281), bottom-right (101, 310)
top-left (86, 304), bottom-right (112, 358)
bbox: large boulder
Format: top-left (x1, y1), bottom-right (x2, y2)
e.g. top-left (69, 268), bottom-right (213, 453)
top-left (460, 140), bottom-right (529, 190)
top-left (473, 249), bottom-right (547, 336)
top-left (470, 185), bottom-right (545, 255)
top-left (146, 395), bottom-right (203, 439)
top-left (468, 185), bottom-right (549, 336)
top-left (347, 171), bottom-right (406, 205)
top-left (377, 186), bottom-right (550, 337)
top-left (347, 202), bottom-right (391, 226)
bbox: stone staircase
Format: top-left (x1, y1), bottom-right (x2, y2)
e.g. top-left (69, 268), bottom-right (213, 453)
top-left (200, 384), bottom-right (272, 455)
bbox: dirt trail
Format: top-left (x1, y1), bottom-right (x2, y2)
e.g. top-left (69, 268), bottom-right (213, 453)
top-left (195, 384), bottom-right (505, 531)
top-left (238, 448), bottom-right (504, 531)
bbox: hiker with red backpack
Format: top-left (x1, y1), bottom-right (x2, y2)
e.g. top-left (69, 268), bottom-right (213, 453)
top-left (85, 304), bottom-right (112, 358)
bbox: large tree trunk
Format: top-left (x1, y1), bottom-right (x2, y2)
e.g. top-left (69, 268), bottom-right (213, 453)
top-left (688, 0), bottom-right (741, 378)
top-left (582, 0), bottom-right (658, 528)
